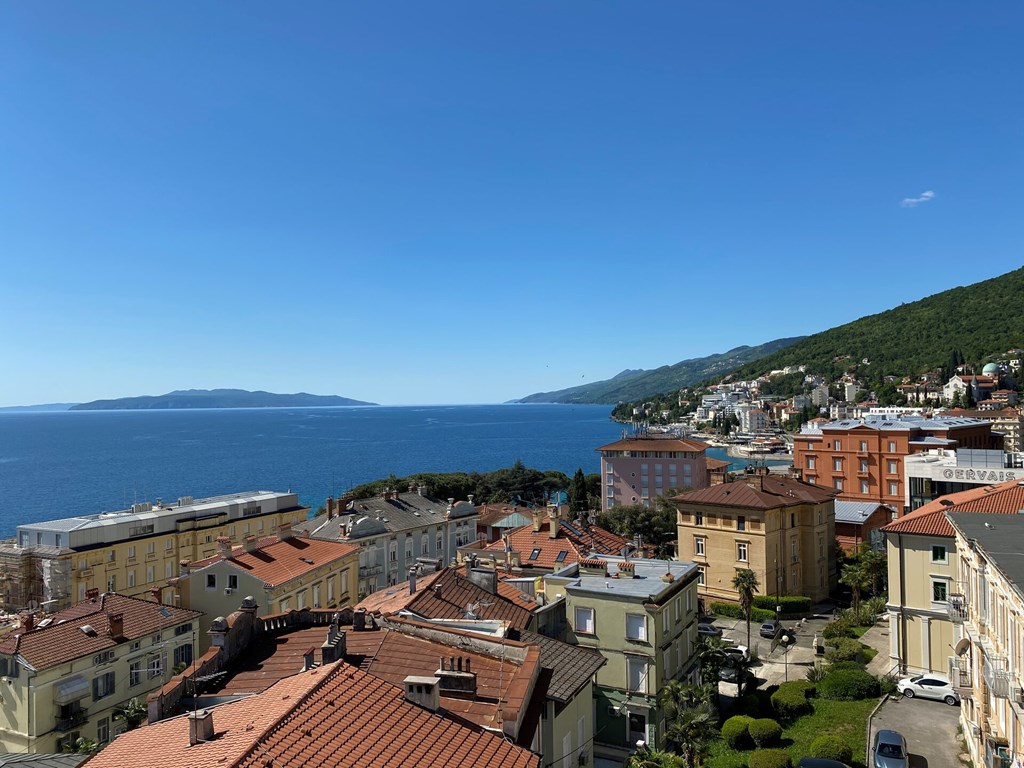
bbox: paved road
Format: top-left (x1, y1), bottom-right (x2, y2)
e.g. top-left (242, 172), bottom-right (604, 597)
top-left (870, 695), bottom-right (961, 768)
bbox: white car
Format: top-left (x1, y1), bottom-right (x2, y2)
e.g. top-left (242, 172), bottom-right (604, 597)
top-left (896, 673), bottom-right (960, 705)
top-left (723, 645), bottom-right (750, 664)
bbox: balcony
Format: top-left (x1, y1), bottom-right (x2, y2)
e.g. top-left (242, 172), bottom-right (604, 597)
top-left (951, 657), bottom-right (972, 697)
top-left (55, 709), bottom-right (88, 731)
top-left (358, 565), bottom-right (383, 578)
top-left (948, 592), bottom-right (968, 623)
top-left (983, 654), bottom-right (1011, 699)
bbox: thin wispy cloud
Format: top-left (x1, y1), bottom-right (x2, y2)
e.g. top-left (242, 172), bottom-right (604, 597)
top-left (901, 190), bottom-right (935, 208)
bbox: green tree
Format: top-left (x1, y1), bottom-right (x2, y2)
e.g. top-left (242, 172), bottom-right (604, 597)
top-left (695, 637), bottom-right (729, 689)
top-left (626, 746), bottom-right (686, 768)
top-left (63, 737), bottom-right (99, 754)
top-left (732, 568), bottom-right (760, 649)
top-left (596, 496), bottom-right (678, 559)
top-left (839, 561), bottom-right (871, 614)
top-left (854, 544), bottom-right (887, 597)
top-left (569, 468), bottom-right (588, 513)
top-left (658, 681), bottom-right (718, 768)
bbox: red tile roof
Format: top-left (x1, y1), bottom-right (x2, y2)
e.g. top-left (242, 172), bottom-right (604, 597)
top-left (597, 437), bottom-right (709, 453)
top-left (190, 536), bottom-right (359, 588)
top-left (481, 518), bottom-right (633, 569)
top-left (86, 662), bottom-right (540, 768)
top-left (0, 593), bottom-right (200, 670)
top-left (674, 475), bottom-right (836, 510)
top-left (477, 503), bottom-right (534, 527)
top-left (355, 567), bottom-right (535, 629)
top-left (707, 458), bottom-right (731, 471)
top-left (882, 478), bottom-right (1024, 537)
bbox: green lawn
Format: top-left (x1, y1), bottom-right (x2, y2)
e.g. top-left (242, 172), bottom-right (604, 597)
top-left (850, 625), bottom-right (872, 638)
top-left (707, 698), bottom-right (879, 768)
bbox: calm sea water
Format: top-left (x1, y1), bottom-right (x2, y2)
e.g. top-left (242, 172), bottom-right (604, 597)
top-left (0, 404), bottom-right (766, 536)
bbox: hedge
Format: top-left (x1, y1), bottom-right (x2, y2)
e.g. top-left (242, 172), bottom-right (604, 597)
top-left (822, 619), bottom-right (855, 640)
top-left (711, 602), bottom-right (776, 622)
top-left (825, 638), bottom-right (863, 663)
top-left (809, 734), bottom-right (854, 764)
top-left (749, 718), bottom-right (783, 748)
top-left (748, 749), bottom-right (792, 768)
top-left (722, 715), bottom-right (754, 750)
top-left (753, 595), bottom-right (813, 615)
top-left (817, 668), bottom-right (881, 700)
top-left (770, 680), bottom-right (813, 719)
top-left (739, 693), bottom-right (763, 717)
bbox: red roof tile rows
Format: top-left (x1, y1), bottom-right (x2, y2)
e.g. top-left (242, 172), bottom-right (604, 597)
top-left (190, 536), bottom-right (359, 588)
top-left (883, 478), bottom-right (1024, 538)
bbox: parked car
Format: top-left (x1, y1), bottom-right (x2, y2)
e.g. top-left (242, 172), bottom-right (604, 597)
top-left (697, 622), bottom-right (724, 638)
top-left (872, 729), bottom-right (908, 768)
top-left (759, 620), bottom-right (783, 639)
top-left (896, 673), bottom-right (960, 705)
top-left (723, 645), bottom-right (750, 664)
top-left (718, 665), bottom-right (755, 689)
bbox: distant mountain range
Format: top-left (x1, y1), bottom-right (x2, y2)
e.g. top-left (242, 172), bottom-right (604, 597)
top-left (70, 389), bottom-right (376, 410)
top-left (0, 403), bottom-right (78, 413)
top-left (512, 337), bottom-right (804, 404)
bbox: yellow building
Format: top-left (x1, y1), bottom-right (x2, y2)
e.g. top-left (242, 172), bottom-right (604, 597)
top-left (946, 511), bottom-right (1024, 768)
top-left (0, 593), bottom-right (199, 753)
top-left (673, 473), bottom-right (837, 605)
top-left (543, 556), bottom-right (700, 764)
top-left (0, 492), bottom-right (310, 610)
top-left (174, 533), bottom-right (359, 650)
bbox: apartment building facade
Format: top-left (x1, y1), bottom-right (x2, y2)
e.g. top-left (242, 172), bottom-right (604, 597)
top-left (673, 473), bottom-right (837, 605)
top-left (0, 593), bottom-right (199, 753)
top-left (543, 557), bottom-right (700, 763)
top-left (793, 416), bottom-right (1000, 514)
top-left (597, 435), bottom-right (711, 513)
top-left (0, 492), bottom-right (309, 611)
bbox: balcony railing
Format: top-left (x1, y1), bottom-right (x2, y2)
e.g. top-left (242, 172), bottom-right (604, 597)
top-left (358, 565), bottom-right (383, 577)
top-left (55, 709), bottom-right (88, 731)
top-left (983, 654), bottom-right (1011, 699)
top-left (948, 593), bottom-right (968, 623)
top-left (950, 657), bottom-right (972, 696)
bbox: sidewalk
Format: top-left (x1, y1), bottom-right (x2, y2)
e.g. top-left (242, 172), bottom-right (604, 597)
top-left (860, 620), bottom-right (898, 677)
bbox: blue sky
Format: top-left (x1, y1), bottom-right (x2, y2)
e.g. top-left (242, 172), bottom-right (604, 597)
top-left (1, 2), bottom-right (1022, 406)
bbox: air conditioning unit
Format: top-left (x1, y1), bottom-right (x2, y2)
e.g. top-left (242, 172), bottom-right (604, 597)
top-left (224, 587), bottom-right (234, 595)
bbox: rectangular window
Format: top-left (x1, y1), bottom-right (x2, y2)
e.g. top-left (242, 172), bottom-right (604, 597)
top-left (834, 440), bottom-right (842, 450)
top-left (859, 459), bottom-right (868, 473)
top-left (834, 478), bottom-right (844, 491)
top-left (737, 542), bottom-right (748, 562)
top-left (626, 657), bottom-right (648, 693)
top-left (833, 458), bottom-right (843, 472)
top-left (932, 545), bottom-right (948, 563)
top-left (55, 534), bottom-right (62, 548)
top-left (574, 606), bottom-right (595, 635)
top-left (148, 655), bottom-right (163, 678)
top-left (341, 571), bottom-right (349, 597)
top-left (147, 542), bottom-right (155, 555)
top-left (165, 562), bottom-right (173, 579)
top-left (697, 566), bottom-right (706, 586)
top-left (206, 574), bottom-right (217, 590)
top-left (888, 441), bottom-right (896, 452)
top-left (737, 515), bottom-right (746, 532)
top-left (694, 512), bottom-right (703, 526)
top-left (858, 440), bottom-right (867, 451)
top-left (97, 717), bottom-right (110, 744)
top-left (166, 539), bottom-right (173, 551)
top-left (127, 570), bottom-right (136, 588)
top-left (663, 609), bottom-right (670, 634)
top-left (174, 643), bottom-right (193, 668)
top-left (127, 546), bottom-right (136, 559)
top-left (806, 456), bottom-right (816, 470)
top-left (129, 660), bottom-right (142, 687)
top-left (888, 481), bottom-right (899, 496)
top-left (228, 574), bottom-right (238, 590)
top-left (694, 537), bottom-right (705, 556)
top-left (932, 580), bottom-right (948, 603)
top-left (860, 480), bottom-right (869, 494)
top-left (146, 566), bottom-right (155, 583)
top-left (92, 671), bottom-right (116, 700)
top-left (626, 613), bottom-right (647, 642)
top-left (107, 575), bottom-right (116, 593)
top-left (888, 460), bottom-right (898, 474)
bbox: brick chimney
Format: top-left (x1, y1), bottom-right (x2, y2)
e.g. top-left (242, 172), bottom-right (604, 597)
top-left (188, 709), bottom-right (214, 746)
top-left (243, 534), bottom-right (258, 553)
top-left (216, 536), bottom-right (232, 559)
top-left (277, 522), bottom-right (294, 541)
top-left (108, 612), bottom-right (125, 640)
top-left (326, 497), bottom-right (335, 520)
top-left (20, 612), bottom-right (33, 631)
top-left (86, 587), bottom-right (100, 601)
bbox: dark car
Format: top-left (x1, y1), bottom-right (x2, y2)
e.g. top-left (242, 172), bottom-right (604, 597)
top-left (759, 620), bottom-right (783, 638)
top-left (697, 621), bottom-right (724, 638)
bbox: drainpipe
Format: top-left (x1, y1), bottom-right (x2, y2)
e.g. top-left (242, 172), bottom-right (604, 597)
top-left (898, 531), bottom-right (908, 674)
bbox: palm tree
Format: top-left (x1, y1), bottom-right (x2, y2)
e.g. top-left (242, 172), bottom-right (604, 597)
top-left (62, 737), bottom-right (99, 754)
top-left (856, 545), bottom-right (887, 597)
top-left (695, 637), bottom-right (728, 689)
top-left (626, 747), bottom-right (686, 768)
top-left (732, 568), bottom-right (760, 649)
top-left (113, 697), bottom-right (147, 731)
top-left (657, 681), bottom-right (718, 768)
top-left (839, 561), bottom-right (871, 614)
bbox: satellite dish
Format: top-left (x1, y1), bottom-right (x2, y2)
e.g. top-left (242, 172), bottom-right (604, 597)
top-left (955, 638), bottom-right (971, 656)
top-left (26, 600), bottom-right (39, 611)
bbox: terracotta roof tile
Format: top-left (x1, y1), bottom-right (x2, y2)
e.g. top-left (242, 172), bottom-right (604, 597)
top-left (0, 593), bottom-right (200, 670)
top-left (190, 536), bottom-right (358, 588)
top-left (674, 476), bottom-right (835, 510)
top-left (597, 437), bottom-right (709, 453)
top-left (883, 478), bottom-right (1024, 537)
top-left (482, 519), bottom-right (632, 569)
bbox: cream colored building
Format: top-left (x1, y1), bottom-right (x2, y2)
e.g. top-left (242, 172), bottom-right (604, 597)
top-left (673, 473), bottom-right (837, 605)
top-left (946, 512), bottom-right (1024, 768)
top-left (543, 556), bottom-right (700, 764)
top-left (0, 492), bottom-right (310, 611)
top-left (882, 479), bottom-right (1024, 676)
top-left (174, 533), bottom-right (359, 650)
top-left (0, 593), bottom-right (199, 753)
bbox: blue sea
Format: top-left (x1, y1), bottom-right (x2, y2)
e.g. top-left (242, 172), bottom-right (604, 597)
top-left (0, 404), bottom-right (770, 536)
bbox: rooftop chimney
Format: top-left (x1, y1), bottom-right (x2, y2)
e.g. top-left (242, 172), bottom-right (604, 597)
top-left (188, 709), bottom-right (214, 746)
top-left (466, 567), bottom-right (497, 595)
top-left (243, 534), bottom-right (258, 553)
top-left (436, 656), bottom-right (477, 698)
top-left (86, 587), bottom-right (100, 601)
top-left (277, 522), bottom-right (294, 541)
top-left (532, 510), bottom-right (543, 533)
top-left (216, 536), bottom-right (232, 559)
top-left (179, 559), bottom-right (191, 577)
top-left (409, 568), bottom-right (418, 595)
top-left (20, 612), bottom-right (33, 632)
top-left (404, 675), bottom-right (440, 712)
top-left (353, 607), bottom-right (368, 632)
top-left (547, 506), bottom-right (560, 539)
top-left (108, 612), bottom-right (125, 640)
top-left (326, 497), bottom-right (335, 520)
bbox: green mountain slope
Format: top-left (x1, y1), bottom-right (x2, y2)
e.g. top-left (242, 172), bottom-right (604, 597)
top-left (70, 389), bottom-right (376, 410)
top-left (513, 337), bottom-right (804, 404)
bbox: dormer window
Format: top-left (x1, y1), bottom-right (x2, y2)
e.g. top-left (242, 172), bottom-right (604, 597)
top-left (529, 548), bottom-right (542, 561)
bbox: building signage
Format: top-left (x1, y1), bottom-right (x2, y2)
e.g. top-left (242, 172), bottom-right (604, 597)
top-left (942, 469), bottom-right (1017, 481)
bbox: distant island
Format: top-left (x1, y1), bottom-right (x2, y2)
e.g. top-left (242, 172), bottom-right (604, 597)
top-left (0, 403), bottom-right (78, 413)
top-left (70, 389), bottom-right (376, 411)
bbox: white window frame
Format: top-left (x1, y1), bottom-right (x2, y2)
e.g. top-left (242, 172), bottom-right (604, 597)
top-left (626, 613), bottom-right (647, 642)
top-left (931, 545), bottom-right (948, 564)
top-left (626, 656), bottom-right (648, 694)
top-left (694, 536), bottom-right (705, 556)
top-left (574, 606), bottom-right (596, 635)
top-left (737, 541), bottom-right (748, 562)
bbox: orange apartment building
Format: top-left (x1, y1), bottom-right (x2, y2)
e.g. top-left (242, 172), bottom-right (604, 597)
top-left (793, 415), bottom-right (1000, 516)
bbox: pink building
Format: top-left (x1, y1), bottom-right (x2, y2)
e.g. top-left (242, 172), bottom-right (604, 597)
top-left (597, 435), bottom-right (711, 512)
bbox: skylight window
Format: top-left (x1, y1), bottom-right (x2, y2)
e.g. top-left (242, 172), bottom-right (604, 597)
top-left (529, 547), bottom-right (542, 561)
top-left (555, 550), bottom-right (568, 564)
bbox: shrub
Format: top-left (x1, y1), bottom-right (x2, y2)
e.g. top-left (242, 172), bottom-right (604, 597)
top-left (809, 734), bottom-right (853, 763)
top-left (739, 694), bottom-right (763, 717)
top-left (805, 664), bottom-right (828, 684)
top-left (771, 681), bottom-right (813, 719)
top-left (748, 749), bottom-right (792, 768)
top-left (753, 595), bottom-right (813, 615)
top-left (818, 668), bottom-right (881, 700)
top-left (822, 618), bottom-right (855, 639)
top-left (825, 638), bottom-right (864, 663)
top-left (879, 673), bottom-right (899, 696)
top-left (721, 715), bottom-right (754, 749)
top-left (826, 661), bottom-right (863, 673)
top-left (865, 595), bottom-right (887, 616)
top-left (748, 718), bottom-right (783, 748)
top-left (711, 602), bottom-right (776, 622)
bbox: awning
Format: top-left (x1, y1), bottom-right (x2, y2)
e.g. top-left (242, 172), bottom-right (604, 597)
top-left (53, 675), bottom-right (90, 704)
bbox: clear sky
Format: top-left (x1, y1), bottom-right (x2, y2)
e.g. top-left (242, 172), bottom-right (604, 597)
top-left (2, 2), bottom-right (1022, 407)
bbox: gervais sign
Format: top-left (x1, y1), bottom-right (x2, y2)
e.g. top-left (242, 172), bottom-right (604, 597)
top-left (942, 469), bottom-right (1017, 481)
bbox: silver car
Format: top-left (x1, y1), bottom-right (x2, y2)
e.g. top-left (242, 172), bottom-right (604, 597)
top-left (873, 729), bottom-right (907, 768)
top-left (896, 673), bottom-right (960, 705)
